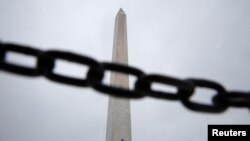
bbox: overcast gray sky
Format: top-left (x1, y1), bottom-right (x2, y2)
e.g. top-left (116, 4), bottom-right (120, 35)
top-left (0, 0), bottom-right (250, 141)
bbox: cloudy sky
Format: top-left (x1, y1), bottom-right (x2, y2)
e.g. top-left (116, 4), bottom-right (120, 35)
top-left (0, 0), bottom-right (250, 141)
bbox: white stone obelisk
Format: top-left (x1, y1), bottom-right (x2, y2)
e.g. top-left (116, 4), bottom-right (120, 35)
top-left (106, 9), bottom-right (131, 141)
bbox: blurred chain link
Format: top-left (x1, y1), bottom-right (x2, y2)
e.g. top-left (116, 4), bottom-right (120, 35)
top-left (0, 41), bottom-right (249, 113)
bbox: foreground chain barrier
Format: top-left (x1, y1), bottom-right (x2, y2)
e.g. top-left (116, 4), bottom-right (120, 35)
top-left (0, 41), bottom-right (249, 113)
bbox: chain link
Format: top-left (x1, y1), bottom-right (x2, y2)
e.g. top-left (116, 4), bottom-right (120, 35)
top-left (179, 79), bottom-right (228, 113)
top-left (87, 62), bottom-right (145, 98)
top-left (0, 41), bottom-right (249, 113)
top-left (39, 50), bottom-right (102, 87)
top-left (0, 43), bottom-right (42, 76)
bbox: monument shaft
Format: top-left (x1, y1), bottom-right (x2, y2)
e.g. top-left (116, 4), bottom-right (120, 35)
top-left (106, 9), bottom-right (131, 141)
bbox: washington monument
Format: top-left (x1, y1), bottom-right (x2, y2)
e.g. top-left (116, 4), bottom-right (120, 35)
top-left (106, 9), bottom-right (132, 141)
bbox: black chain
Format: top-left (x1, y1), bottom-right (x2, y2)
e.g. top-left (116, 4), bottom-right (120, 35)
top-left (0, 41), bottom-right (249, 113)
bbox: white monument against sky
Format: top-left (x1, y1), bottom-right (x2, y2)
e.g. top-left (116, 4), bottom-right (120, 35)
top-left (106, 9), bottom-right (132, 141)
